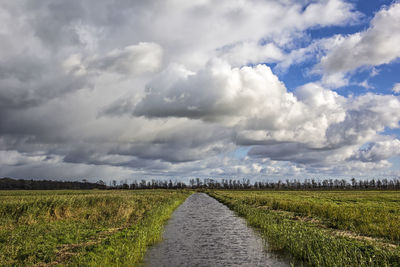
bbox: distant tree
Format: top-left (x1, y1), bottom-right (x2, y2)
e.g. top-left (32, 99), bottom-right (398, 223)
top-left (97, 180), bottom-right (106, 186)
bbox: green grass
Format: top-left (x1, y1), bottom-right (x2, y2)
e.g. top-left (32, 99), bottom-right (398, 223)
top-left (0, 190), bottom-right (191, 266)
top-left (208, 190), bottom-right (400, 267)
top-left (3, 189), bottom-right (399, 266)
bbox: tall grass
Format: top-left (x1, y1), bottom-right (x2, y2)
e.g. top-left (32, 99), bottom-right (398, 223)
top-left (209, 190), bottom-right (400, 242)
top-left (0, 190), bottom-right (190, 266)
top-left (208, 190), bottom-right (400, 267)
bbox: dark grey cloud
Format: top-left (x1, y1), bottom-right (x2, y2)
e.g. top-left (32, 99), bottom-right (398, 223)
top-left (349, 139), bottom-right (400, 162)
top-left (0, 56), bottom-right (88, 111)
top-left (326, 94), bottom-right (400, 148)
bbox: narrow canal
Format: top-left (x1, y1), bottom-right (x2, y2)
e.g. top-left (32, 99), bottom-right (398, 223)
top-left (144, 193), bottom-right (290, 267)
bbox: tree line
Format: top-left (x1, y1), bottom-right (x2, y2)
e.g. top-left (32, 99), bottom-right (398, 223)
top-left (0, 177), bottom-right (107, 190)
top-left (1, 177), bottom-right (399, 190)
top-left (110, 177), bottom-right (400, 190)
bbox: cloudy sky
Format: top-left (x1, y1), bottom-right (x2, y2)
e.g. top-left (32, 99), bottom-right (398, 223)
top-left (1, 0), bottom-right (400, 182)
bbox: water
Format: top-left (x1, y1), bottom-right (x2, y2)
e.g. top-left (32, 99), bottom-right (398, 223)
top-left (144, 193), bottom-right (290, 267)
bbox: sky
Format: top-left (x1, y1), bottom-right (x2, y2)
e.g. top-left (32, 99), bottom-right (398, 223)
top-left (1, 0), bottom-right (400, 182)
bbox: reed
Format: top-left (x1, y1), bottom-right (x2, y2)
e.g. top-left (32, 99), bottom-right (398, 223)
top-left (0, 190), bottom-right (190, 266)
top-left (208, 190), bottom-right (400, 267)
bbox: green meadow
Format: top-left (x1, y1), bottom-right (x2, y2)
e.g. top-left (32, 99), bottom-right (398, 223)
top-left (0, 190), bottom-right (190, 266)
top-left (1, 189), bottom-right (399, 266)
top-left (208, 190), bottom-right (400, 266)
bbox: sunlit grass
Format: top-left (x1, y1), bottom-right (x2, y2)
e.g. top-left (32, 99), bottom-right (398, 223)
top-left (208, 190), bottom-right (400, 266)
top-left (0, 190), bottom-right (190, 266)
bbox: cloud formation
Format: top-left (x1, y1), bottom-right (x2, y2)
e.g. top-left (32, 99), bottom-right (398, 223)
top-left (0, 0), bottom-right (399, 181)
top-left (393, 83), bottom-right (400, 94)
top-left (317, 3), bottom-right (400, 86)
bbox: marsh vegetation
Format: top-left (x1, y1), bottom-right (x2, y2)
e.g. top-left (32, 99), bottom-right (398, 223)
top-left (1, 188), bottom-right (399, 266)
top-left (208, 190), bottom-right (400, 266)
top-left (0, 190), bottom-right (190, 266)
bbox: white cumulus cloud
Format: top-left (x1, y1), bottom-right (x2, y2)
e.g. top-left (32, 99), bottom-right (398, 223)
top-left (317, 3), bottom-right (400, 86)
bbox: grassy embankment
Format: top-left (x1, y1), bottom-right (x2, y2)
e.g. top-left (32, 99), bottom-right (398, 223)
top-left (0, 190), bottom-right (190, 266)
top-left (208, 190), bottom-right (400, 266)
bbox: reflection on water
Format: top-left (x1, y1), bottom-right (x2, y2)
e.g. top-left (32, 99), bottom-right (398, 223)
top-left (144, 193), bottom-right (290, 267)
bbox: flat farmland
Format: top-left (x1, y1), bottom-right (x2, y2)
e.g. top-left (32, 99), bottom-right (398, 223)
top-left (208, 190), bottom-right (400, 266)
top-left (0, 190), bottom-right (190, 266)
top-left (2, 189), bottom-right (400, 266)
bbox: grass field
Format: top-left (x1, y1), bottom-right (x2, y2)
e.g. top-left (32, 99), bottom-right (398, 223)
top-left (2, 189), bottom-right (399, 266)
top-left (0, 190), bottom-right (190, 266)
top-left (208, 190), bottom-right (400, 267)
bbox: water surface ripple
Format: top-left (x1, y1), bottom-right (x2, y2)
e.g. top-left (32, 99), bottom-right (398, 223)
top-left (144, 193), bottom-right (289, 267)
